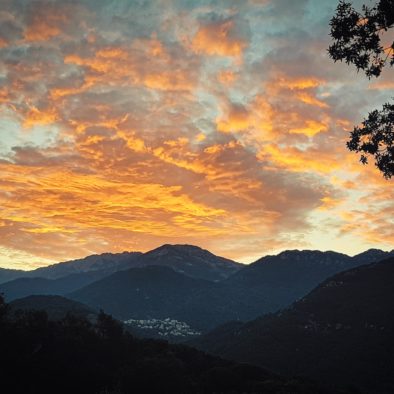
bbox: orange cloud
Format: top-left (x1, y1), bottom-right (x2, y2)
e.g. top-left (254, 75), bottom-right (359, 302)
top-left (2, 0), bottom-right (392, 269)
top-left (0, 87), bottom-right (9, 104)
top-left (24, 8), bottom-right (67, 41)
top-left (218, 70), bottom-right (237, 85)
top-left (318, 196), bottom-right (343, 211)
top-left (0, 162), bottom-right (228, 261)
top-left (23, 106), bottom-right (58, 128)
top-left (368, 81), bottom-right (394, 90)
top-left (276, 75), bottom-right (324, 90)
top-left (0, 37), bottom-right (7, 48)
top-left (191, 20), bottom-right (247, 59)
top-left (289, 119), bottom-right (328, 137)
top-left (96, 47), bottom-right (129, 59)
top-left (261, 144), bottom-right (341, 174)
top-left (296, 91), bottom-right (328, 108)
top-left (144, 72), bottom-right (193, 91)
top-left (64, 41), bottom-right (195, 92)
top-left (216, 103), bottom-right (251, 133)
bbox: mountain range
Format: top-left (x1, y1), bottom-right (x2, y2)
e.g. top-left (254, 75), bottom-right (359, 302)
top-left (0, 245), bottom-right (241, 301)
top-left (70, 247), bottom-right (394, 330)
top-left (0, 244), bottom-right (241, 285)
top-left (1, 245), bottom-right (393, 332)
top-left (191, 257), bottom-right (394, 393)
top-left (2, 244), bottom-right (394, 392)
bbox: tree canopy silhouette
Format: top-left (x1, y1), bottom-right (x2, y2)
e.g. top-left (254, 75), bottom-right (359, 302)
top-left (328, 0), bottom-right (394, 178)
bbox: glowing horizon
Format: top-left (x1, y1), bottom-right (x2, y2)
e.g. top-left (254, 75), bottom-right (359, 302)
top-left (0, 0), bottom-right (393, 270)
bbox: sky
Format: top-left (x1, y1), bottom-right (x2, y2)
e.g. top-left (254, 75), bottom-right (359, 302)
top-left (0, 0), bottom-right (393, 270)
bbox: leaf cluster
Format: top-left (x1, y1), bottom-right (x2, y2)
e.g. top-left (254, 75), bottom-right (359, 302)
top-left (329, 0), bottom-right (394, 78)
top-left (348, 102), bottom-right (394, 178)
top-left (329, 0), bottom-right (394, 178)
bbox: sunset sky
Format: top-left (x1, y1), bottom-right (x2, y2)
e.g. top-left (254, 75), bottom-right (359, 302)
top-left (0, 0), bottom-right (393, 270)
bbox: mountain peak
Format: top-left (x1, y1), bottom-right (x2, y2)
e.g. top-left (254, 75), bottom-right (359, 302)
top-left (352, 248), bottom-right (394, 264)
top-left (141, 244), bottom-right (241, 281)
top-left (148, 244), bottom-right (206, 254)
top-left (255, 249), bottom-right (350, 265)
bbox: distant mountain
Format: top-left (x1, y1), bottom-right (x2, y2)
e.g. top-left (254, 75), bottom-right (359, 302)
top-left (0, 252), bottom-right (142, 285)
top-left (69, 265), bottom-right (218, 331)
top-left (3, 247), bottom-right (393, 332)
top-left (191, 257), bottom-right (394, 394)
top-left (10, 295), bottom-right (96, 321)
top-left (30, 251), bottom-right (143, 279)
top-left (0, 245), bottom-right (241, 307)
top-left (352, 248), bottom-right (394, 265)
top-left (0, 267), bottom-right (27, 284)
top-left (178, 249), bottom-right (386, 326)
top-left (133, 244), bottom-right (242, 281)
top-left (222, 250), bottom-right (353, 315)
top-left (0, 270), bottom-right (112, 301)
top-left (0, 245), bottom-right (241, 284)
top-left (217, 249), bottom-right (394, 320)
top-left (70, 249), bottom-right (394, 332)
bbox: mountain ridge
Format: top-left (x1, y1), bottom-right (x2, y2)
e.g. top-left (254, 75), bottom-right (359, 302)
top-left (191, 257), bottom-right (394, 393)
top-left (67, 248), bottom-right (394, 332)
top-left (0, 244), bottom-right (243, 284)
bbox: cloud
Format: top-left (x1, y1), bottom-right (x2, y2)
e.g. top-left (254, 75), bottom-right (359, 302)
top-left (216, 102), bottom-right (251, 133)
top-left (0, 0), bottom-right (392, 268)
top-left (190, 18), bottom-right (248, 59)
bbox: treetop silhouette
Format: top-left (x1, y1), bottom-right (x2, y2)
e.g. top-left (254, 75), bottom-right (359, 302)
top-left (329, 0), bottom-right (394, 178)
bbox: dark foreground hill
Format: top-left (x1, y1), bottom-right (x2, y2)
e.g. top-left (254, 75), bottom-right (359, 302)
top-left (191, 257), bottom-right (394, 394)
top-left (10, 295), bottom-right (96, 321)
top-left (0, 296), bottom-right (337, 394)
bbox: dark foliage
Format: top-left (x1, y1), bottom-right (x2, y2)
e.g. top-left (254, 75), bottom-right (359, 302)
top-left (329, 1), bottom-right (394, 77)
top-left (329, 0), bottom-right (394, 178)
top-left (347, 102), bottom-right (394, 178)
top-left (0, 294), bottom-right (331, 394)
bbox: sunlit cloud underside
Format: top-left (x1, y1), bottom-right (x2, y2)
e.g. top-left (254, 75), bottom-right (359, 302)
top-left (0, 0), bottom-right (393, 269)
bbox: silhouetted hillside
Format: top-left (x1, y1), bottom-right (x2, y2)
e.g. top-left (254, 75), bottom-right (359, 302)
top-left (0, 295), bottom-right (334, 394)
top-left (192, 257), bottom-right (394, 393)
top-left (10, 295), bottom-right (96, 321)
